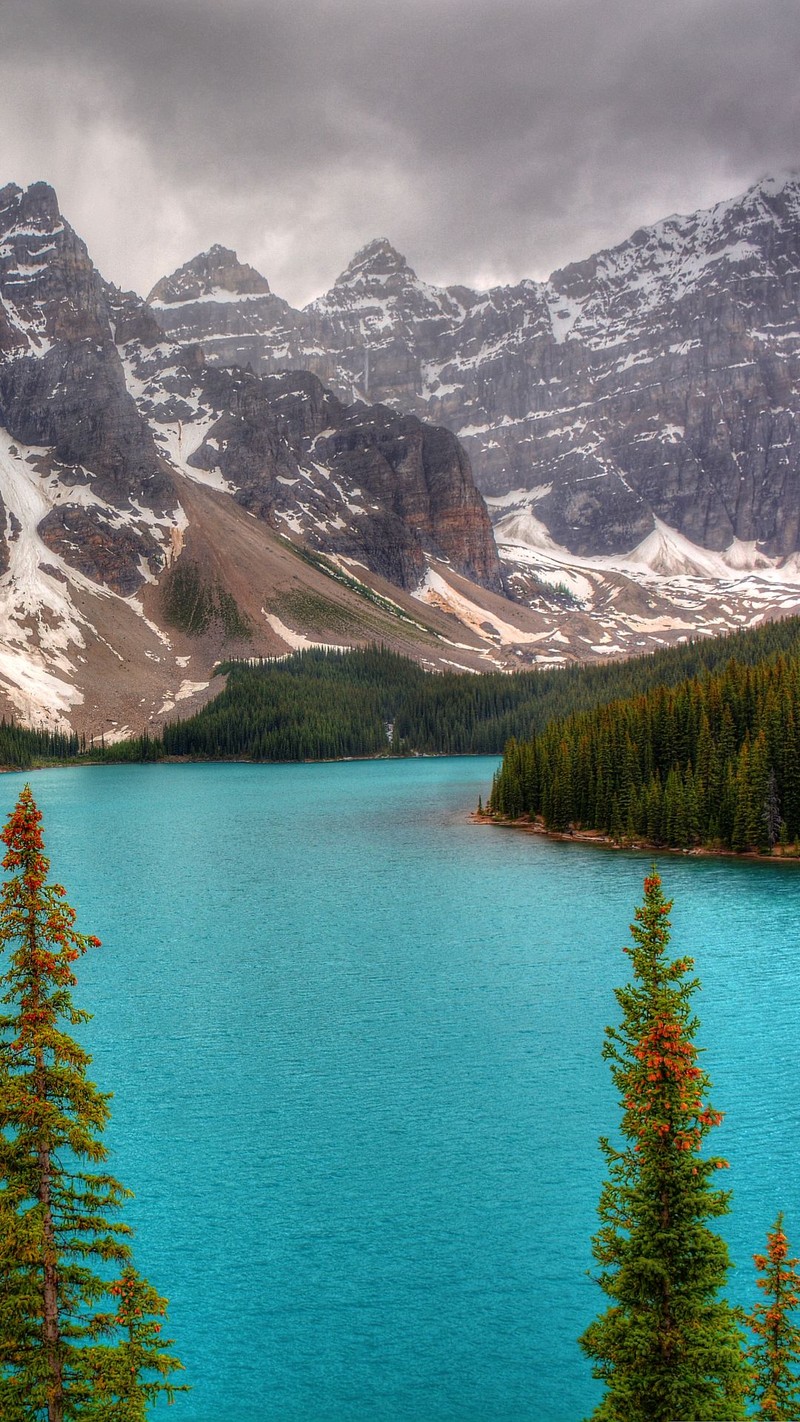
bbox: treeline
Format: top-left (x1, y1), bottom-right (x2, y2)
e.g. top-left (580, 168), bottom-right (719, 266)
top-left (489, 643), bottom-right (800, 851)
top-left (0, 716), bottom-right (80, 767)
top-left (160, 646), bottom-right (549, 760)
top-left (0, 718), bottom-right (160, 770)
top-left (153, 618), bottom-right (800, 762)
top-left (6, 618), bottom-right (800, 769)
top-left (162, 649), bottom-right (397, 761)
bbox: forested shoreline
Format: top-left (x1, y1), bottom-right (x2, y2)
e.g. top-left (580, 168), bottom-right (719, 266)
top-left (6, 618), bottom-right (800, 772)
top-left (487, 634), bottom-right (800, 855)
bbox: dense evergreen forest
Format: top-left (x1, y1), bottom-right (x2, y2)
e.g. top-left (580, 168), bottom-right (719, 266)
top-left (488, 632), bottom-right (800, 852)
top-left (3, 617), bottom-right (800, 775)
top-left (149, 616), bottom-right (800, 761)
top-left (0, 717), bottom-right (80, 768)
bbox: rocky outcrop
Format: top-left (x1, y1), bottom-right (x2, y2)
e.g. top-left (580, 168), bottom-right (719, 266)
top-left (150, 176), bottom-right (800, 559)
top-left (314, 404), bottom-right (502, 589)
top-left (0, 180), bottom-right (176, 595)
top-left (132, 354), bottom-right (504, 592)
top-left (38, 505), bottom-right (163, 596)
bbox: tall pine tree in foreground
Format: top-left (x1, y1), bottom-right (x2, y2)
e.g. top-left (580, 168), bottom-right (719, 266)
top-left (0, 786), bottom-right (185, 1420)
top-left (580, 870), bottom-right (748, 1420)
top-left (747, 1214), bottom-right (800, 1418)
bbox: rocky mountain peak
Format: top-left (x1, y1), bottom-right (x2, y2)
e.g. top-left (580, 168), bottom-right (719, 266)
top-left (330, 238), bottom-right (418, 291)
top-left (0, 180), bottom-right (63, 235)
top-left (653, 170), bottom-right (800, 253)
top-left (148, 246), bottom-right (271, 306)
top-left (732, 170), bottom-right (800, 214)
top-left (542, 171), bottom-right (800, 352)
top-left (310, 238), bottom-right (458, 347)
top-left (0, 183), bottom-right (24, 226)
top-left (0, 177), bottom-right (174, 513)
top-left (0, 179), bottom-right (108, 354)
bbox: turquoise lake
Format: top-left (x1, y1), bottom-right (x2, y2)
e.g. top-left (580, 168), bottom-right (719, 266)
top-left (5, 757), bottom-right (800, 1421)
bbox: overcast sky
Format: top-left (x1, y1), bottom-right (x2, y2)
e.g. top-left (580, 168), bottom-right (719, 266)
top-left (2, 0), bottom-right (799, 306)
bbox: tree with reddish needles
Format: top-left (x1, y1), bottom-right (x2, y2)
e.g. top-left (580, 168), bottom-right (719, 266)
top-left (580, 869), bottom-right (748, 1420)
top-left (0, 785), bottom-right (186, 1419)
top-left (87, 1266), bottom-right (186, 1420)
top-left (747, 1214), bottom-right (800, 1419)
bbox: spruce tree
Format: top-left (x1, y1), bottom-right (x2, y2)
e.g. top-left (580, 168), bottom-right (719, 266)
top-left (0, 786), bottom-right (186, 1419)
top-left (580, 870), bottom-right (748, 1420)
top-left (747, 1214), bottom-right (800, 1418)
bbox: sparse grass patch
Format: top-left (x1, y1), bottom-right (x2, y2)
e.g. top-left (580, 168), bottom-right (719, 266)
top-left (162, 560), bottom-right (252, 639)
top-left (278, 537), bottom-right (443, 639)
top-left (269, 590), bottom-right (362, 637)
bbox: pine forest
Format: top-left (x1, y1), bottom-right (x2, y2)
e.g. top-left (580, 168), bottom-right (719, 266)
top-left (488, 632), bottom-right (800, 853)
top-left (6, 617), bottom-right (800, 773)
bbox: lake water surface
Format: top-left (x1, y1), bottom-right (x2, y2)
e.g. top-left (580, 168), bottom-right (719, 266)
top-left (5, 758), bottom-right (800, 1421)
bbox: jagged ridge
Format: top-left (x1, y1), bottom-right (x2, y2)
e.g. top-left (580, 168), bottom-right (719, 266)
top-left (0, 180), bottom-right (512, 732)
top-left (150, 174), bottom-right (800, 559)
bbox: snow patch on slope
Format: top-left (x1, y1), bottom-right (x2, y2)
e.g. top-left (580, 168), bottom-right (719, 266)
top-left (0, 428), bottom-right (188, 726)
top-left (414, 568), bottom-right (553, 652)
top-left (0, 431), bottom-right (90, 724)
top-left (496, 502), bottom-right (800, 587)
top-left (154, 416), bottom-right (235, 493)
top-left (262, 611), bottom-right (350, 653)
top-left (159, 679), bottom-right (211, 714)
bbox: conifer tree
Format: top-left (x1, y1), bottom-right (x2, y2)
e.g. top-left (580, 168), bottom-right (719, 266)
top-left (747, 1214), bottom-right (800, 1418)
top-left (88, 1266), bottom-right (186, 1419)
top-left (0, 786), bottom-right (186, 1419)
top-left (580, 870), bottom-right (748, 1420)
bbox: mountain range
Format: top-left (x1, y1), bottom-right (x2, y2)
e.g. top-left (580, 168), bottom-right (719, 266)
top-left (1, 174), bottom-right (799, 733)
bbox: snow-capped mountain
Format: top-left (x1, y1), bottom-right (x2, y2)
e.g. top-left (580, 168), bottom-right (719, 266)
top-left (147, 244), bottom-right (300, 367)
top-left (151, 174), bottom-right (800, 561)
top-left (1, 174), bottom-right (800, 734)
top-left (0, 181), bottom-right (510, 730)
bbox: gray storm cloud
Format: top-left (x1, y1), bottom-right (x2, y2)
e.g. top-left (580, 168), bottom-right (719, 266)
top-left (1, 0), bottom-right (799, 304)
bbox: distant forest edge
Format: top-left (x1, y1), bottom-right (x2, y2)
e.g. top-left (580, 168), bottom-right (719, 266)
top-left (3, 618), bottom-right (800, 776)
top-left (488, 621), bottom-right (800, 854)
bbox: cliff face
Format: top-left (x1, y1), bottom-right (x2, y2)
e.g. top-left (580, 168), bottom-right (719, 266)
top-left (0, 180), bottom-right (177, 599)
top-left (149, 176), bottom-right (800, 560)
top-left (124, 348), bottom-right (503, 593)
top-left (0, 183), bottom-right (173, 509)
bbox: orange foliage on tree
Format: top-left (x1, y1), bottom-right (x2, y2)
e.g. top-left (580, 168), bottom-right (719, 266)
top-left (747, 1214), bottom-right (800, 1418)
top-left (580, 870), bottom-right (747, 1421)
top-left (0, 786), bottom-right (185, 1421)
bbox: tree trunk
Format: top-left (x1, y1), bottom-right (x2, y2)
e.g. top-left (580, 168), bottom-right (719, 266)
top-left (38, 1141), bottom-right (64, 1422)
top-left (27, 872), bottom-right (65, 1422)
